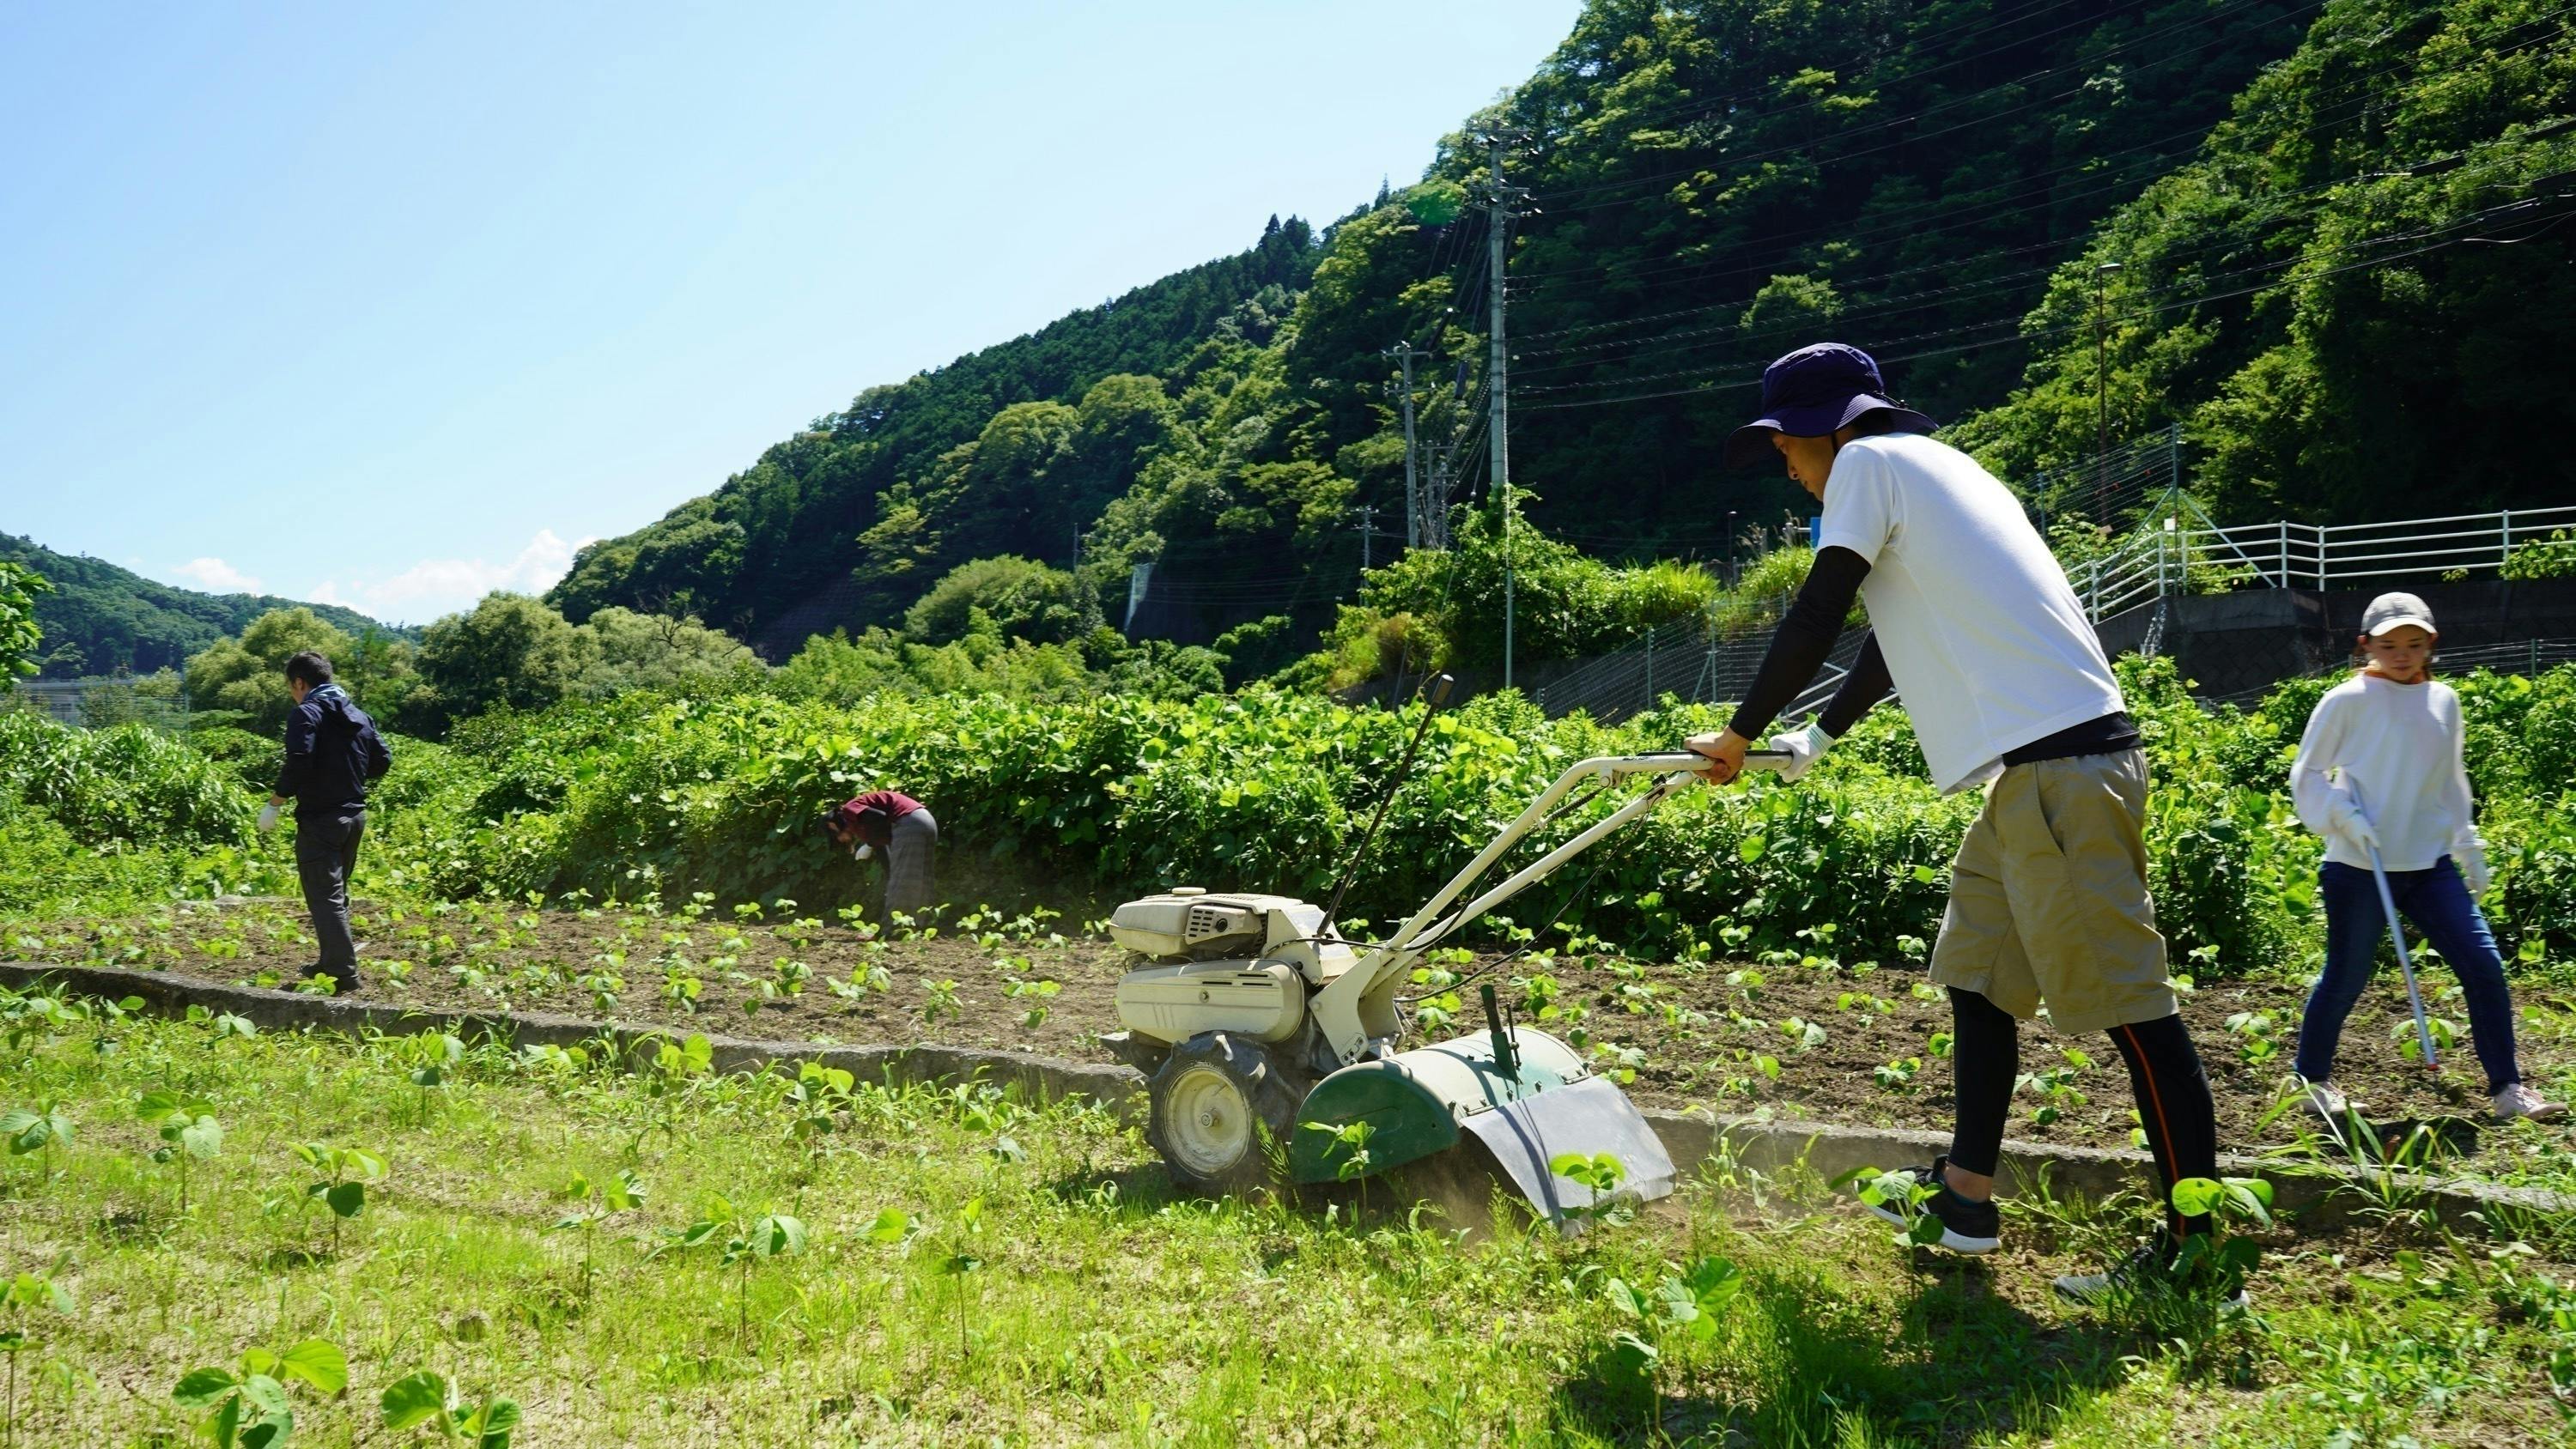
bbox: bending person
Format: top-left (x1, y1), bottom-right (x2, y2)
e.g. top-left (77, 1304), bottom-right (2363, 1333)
top-left (823, 790), bottom-right (939, 925)
top-left (1686, 342), bottom-right (2230, 1305)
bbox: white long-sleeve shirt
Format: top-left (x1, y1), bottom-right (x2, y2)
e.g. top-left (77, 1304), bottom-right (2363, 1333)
top-left (2289, 673), bottom-right (2477, 871)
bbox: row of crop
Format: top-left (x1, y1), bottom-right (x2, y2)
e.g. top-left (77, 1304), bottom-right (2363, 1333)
top-left (6, 661), bottom-right (2572, 973)
top-left (340, 660), bottom-right (2574, 973)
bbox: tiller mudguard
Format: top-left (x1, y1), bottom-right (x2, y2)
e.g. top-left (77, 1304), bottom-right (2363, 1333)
top-left (1287, 1024), bottom-right (1676, 1220)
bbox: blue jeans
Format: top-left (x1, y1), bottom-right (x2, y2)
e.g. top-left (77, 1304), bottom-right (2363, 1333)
top-left (2295, 858), bottom-right (2520, 1094)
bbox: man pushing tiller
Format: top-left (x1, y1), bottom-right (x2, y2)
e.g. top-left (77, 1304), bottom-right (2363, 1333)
top-left (1687, 343), bottom-right (2232, 1304)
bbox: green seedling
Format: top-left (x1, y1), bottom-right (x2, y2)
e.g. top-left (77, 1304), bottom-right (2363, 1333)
top-left (1589, 1042), bottom-right (1645, 1086)
top-left (1303, 1119), bottom-right (1379, 1213)
top-left (171, 1338), bottom-right (345, 1449)
top-left (785, 1062), bottom-right (855, 1150)
top-left (394, 1033), bottom-right (465, 1125)
top-left (2392, 1014), bottom-right (2460, 1064)
top-left (629, 1032), bottom-right (713, 1153)
top-left (1841, 1166), bottom-right (1951, 1250)
top-left (1005, 978), bottom-right (1060, 1029)
top-left (1, 1272), bottom-right (72, 1449)
top-left (1874, 1056), bottom-right (1923, 1091)
top-left (0, 1100), bottom-right (72, 1183)
top-left (137, 1088), bottom-right (222, 1213)
top-left (549, 1168), bottom-right (647, 1300)
top-left (2014, 1064), bottom-right (2087, 1125)
top-left (286, 1143), bottom-right (386, 1254)
top-left (1601, 1254), bottom-right (1742, 1402)
top-left (920, 979), bottom-right (962, 1027)
top-left (938, 1196), bottom-right (986, 1362)
top-left (2225, 1009), bottom-right (2281, 1067)
top-left (380, 1368), bottom-right (519, 1447)
top-left (1549, 1151), bottom-right (1631, 1226)
top-left (660, 1193), bottom-right (808, 1344)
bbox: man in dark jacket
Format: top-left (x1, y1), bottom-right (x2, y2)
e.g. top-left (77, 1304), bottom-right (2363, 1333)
top-left (257, 651), bottom-right (392, 991)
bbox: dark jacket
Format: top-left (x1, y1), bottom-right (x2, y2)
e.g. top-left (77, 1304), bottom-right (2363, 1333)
top-left (276, 683), bottom-right (392, 819)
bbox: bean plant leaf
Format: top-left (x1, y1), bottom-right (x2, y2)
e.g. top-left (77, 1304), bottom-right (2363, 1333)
top-left (866, 1209), bottom-right (913, 1244)
top-left (755, 1214), bottom-right (808, 1258)
top-left (380, 1369), bottom-right (451, 1429)
top-left (325, 1182), bottom-right (367, 1218)
top-left (277, 1338), bottom-right (347, 1394)
top-left (172, 1367), bottom-right (240, 1409)
top-left (2169, 1177), bottom-right (2223, 1218)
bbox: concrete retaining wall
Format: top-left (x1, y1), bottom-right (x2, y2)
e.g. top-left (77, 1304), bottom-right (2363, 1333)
top-left (5, 960), bottom-right (2561, 1234)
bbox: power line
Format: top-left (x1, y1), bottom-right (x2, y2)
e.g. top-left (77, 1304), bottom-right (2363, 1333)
top-left (1525, 0), bottom-right (2326, 210)
top-left (1519, 189), bottom-right (2571, 414)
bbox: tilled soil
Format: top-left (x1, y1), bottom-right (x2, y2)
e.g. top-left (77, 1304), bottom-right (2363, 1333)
top-left (15, 897), bottom-right (2571, 1170)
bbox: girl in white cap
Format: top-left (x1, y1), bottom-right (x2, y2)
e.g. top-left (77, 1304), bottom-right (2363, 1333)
top-left (2289, 591), bottom-right (2561, 1123)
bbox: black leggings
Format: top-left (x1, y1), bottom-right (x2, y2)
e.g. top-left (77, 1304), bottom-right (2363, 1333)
top-left (1946, 987), bottom-right (2220, 1237)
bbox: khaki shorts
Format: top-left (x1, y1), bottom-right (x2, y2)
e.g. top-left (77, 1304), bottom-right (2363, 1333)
top-left (1927, 749), bottom-right (2174, 1035)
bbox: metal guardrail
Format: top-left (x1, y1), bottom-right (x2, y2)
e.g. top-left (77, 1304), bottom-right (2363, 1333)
top-left (3, 678), bottom-right (193, 733)
top-left (2075, 505), bottom-right (2576, 622)
top-left (2205, 636), bottom-right (2576, 706)
top-left (1536, 619), bottom-right (1868, 727)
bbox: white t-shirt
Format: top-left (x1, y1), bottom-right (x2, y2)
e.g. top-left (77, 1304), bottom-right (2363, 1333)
top-left (2289, 674), bottom-right (2476, 871)
top-left (1815, 433), bottom-right (2126, 794)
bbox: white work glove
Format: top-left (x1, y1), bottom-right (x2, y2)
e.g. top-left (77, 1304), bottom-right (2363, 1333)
top-left (2453, 829), bottom-right (2492, 894)
top-left (1768, 720), bottom-right (1835, 782)
top-left (852, 842), bottom-right (874, 861)
top-left (2325, 793), bottom-right (2379, 857)
top-left (257, 803), bottom-right (281, 834)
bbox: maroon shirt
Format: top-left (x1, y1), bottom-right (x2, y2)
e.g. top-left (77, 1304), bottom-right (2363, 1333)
top-left (833, 791), bottom-right (921, 852)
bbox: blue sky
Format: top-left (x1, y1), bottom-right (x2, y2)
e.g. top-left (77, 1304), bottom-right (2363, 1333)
top-left (2, 1), bottom-right (1580, 624)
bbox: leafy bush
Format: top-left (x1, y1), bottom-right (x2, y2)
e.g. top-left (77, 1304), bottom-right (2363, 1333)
top-left (2501, 530), bottom-right (2576, 582)
top-left (0, 712), bottom-right (249, 852)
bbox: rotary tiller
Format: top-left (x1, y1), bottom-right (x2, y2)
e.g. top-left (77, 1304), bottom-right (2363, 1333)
top-left (1102, 708), bottom-right (1786, 1222)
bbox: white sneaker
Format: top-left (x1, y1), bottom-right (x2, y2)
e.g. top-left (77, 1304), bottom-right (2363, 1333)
top-left (2304, 1079), bottom-right (2351, 1122)
top-left (2493, 1083), bottom-right (2567, 1122)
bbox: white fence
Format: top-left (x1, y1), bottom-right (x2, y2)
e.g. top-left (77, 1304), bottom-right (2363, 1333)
top-left (2075, 504), bottom-right (2576, 622)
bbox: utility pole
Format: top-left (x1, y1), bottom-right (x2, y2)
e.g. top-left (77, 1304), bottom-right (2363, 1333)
top-left (2094, 261), bottom-right (2122, 525)
top-left (1482, 129), bottom-right (1529, 690)
top-left (1386, 343), bottom-right (1423, 550)
top-left (1352, 504), bottom-right (1382, 571)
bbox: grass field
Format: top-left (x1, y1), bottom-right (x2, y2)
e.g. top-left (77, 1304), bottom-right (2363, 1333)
top-left (0, 980), bottom-right (2570, 1447)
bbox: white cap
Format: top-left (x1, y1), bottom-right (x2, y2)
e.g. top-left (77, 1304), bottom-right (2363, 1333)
top-left (2360, 591), bottom-right (2436, 638)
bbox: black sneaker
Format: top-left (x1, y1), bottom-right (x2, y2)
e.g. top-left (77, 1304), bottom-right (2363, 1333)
top-left (1858, 1155), bottom-right (2001, 1254)
top-left (2054, 1236), bottom-right (2251, 1311)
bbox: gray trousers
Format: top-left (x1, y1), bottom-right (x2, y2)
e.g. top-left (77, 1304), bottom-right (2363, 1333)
top-left (295, 810), bottom-right (365, 976)
top-left (883, 807), bottom-right (938, 920)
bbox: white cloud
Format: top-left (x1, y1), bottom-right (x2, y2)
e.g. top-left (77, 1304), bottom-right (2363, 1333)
top-left (307, 529), bottom-right (592, 625)
top-left (171, 557), bottom-right (265, 594)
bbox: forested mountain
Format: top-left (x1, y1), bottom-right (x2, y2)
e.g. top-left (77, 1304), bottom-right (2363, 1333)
top-left (0, 533), bottom-right (398, 678)
top-left (552, 0), bottom-right (2575, 660)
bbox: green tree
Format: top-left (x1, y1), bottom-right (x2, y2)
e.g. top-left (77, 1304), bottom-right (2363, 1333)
top-left (0, 562), bottom-right (51, 687)
top-left (182, 608), bottom-right (364, 734)
top-left (571, 608), bottom-right (756, 698)
top-left (416, 594), bottom-right (586, 724)
top-left (902, 557), bottom-right (1094, 646)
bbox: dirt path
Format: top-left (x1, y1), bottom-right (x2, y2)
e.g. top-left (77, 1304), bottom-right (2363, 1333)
top-left (17, 897), bottom-right (2568, 1170)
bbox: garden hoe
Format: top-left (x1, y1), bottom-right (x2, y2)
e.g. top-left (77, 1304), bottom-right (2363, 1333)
top-left (2343, 779), bottom-right (2440, 1073)
top-left (1101, 676), bottom-right (1789, 1223)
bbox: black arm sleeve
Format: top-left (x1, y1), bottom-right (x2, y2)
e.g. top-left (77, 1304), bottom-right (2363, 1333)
top-left (1816, 632), bottom-right (1893, 738)
top-left (1726, 545), bottom-right (1872, 743)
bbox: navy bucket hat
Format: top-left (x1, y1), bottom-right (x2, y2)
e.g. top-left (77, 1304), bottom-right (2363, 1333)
top-left (1722, 343), bottom-right (1936, 469)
